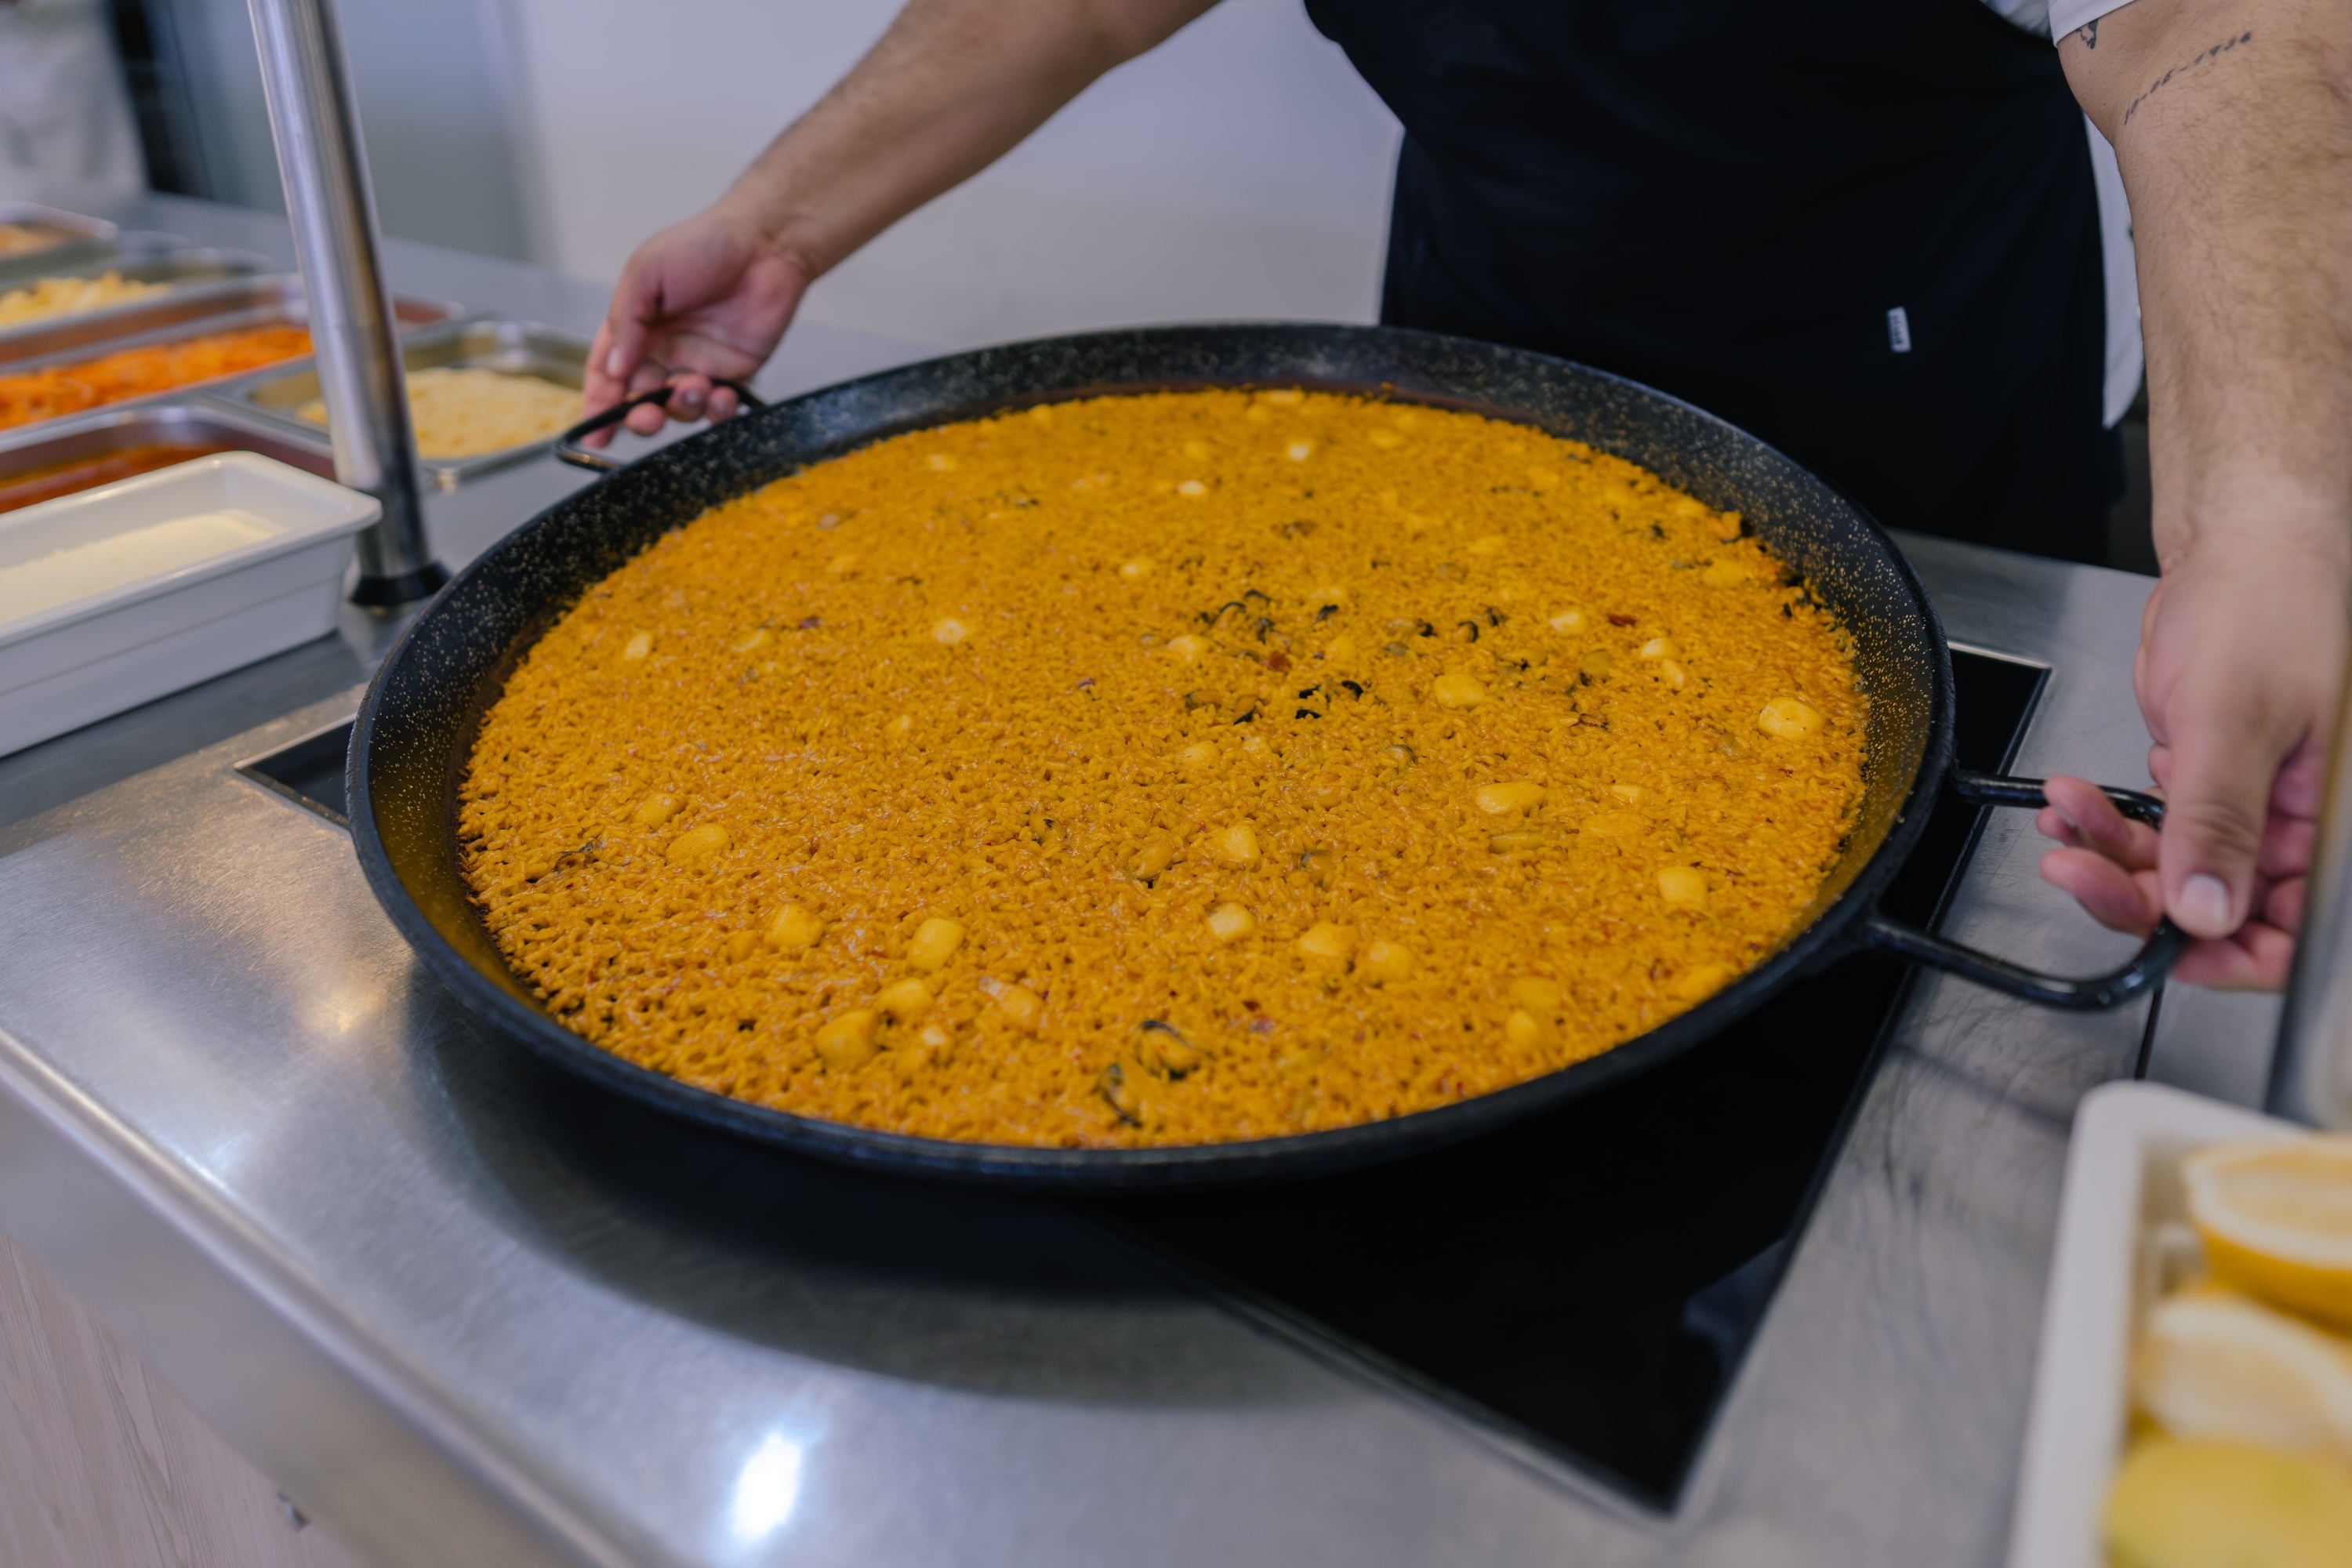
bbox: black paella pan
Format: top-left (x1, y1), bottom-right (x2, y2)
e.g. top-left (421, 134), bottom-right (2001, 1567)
top-left (347, 323), bottom-right (2184, 1189)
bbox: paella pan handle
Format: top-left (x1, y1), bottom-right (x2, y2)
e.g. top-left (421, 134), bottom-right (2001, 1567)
top-left (554, 379), bottom-right (766, 473)
top-left (1858, 768), bottom-right (2190, 1011)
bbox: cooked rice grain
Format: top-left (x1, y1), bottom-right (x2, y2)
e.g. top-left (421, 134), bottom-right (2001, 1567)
top-left (297, 365), bottom-right (579, 459)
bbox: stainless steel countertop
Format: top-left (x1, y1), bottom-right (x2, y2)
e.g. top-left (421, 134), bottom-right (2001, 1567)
top-left (0, 198), bottom-right (2283, 1568)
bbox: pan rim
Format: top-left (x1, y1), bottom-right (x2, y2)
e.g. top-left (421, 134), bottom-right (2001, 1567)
top-left (349, 321), bottom-right (1956, 1189)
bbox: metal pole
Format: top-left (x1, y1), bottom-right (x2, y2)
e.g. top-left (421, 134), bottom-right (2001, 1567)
top-left (2269, 673), bottom-right (2352, 1129)
top-left (245, 0), bottom-right (445, 606)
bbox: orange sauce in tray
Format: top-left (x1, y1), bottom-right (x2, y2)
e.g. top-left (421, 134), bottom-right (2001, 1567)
top-left (0, 325), bottom-right (313, 433)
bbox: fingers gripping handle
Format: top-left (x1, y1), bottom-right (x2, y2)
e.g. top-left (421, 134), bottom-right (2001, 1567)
top-left (555, 379), bottom-right (765, 473)
top-left (1860, 769), bottom-right (2188, 1010)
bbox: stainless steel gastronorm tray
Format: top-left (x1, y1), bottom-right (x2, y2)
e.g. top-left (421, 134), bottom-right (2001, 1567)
top-left (0, 402), bottom-right (336, 505)
top-left (231, 318), bottom-right (587, 489)
top-left (0, 249), bottom-right (279, 351)
top-left (0, 279), bottom-right (465, 440)
top-left (0, 275), bottom-right (461, 372)
top-left (0, 202), bottom-right (119, 281)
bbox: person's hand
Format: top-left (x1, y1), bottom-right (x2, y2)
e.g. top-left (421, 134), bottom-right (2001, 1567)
top-left (2036, 532), bottom-right (2343, 988)
top-left (578, 0), bottom-right (1223, 450)
top-left (582, 201), bottom-right (812, 446)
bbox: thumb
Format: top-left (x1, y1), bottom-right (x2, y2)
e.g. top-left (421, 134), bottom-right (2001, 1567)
top-left (2156, 691), bottom-right (2289, 939)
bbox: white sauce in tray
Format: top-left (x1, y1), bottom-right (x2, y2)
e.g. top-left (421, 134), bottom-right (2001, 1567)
top-left (0, 509), bottom-right (273, 622)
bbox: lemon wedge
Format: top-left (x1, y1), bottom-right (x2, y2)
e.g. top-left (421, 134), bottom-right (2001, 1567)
top-left (2104, 1436), bottom-right (2352, 1568)
top-left (2132, 1285), bottom-right (2352, 1466)
top-left (2184, 1136), bottom-right (2352, 1332)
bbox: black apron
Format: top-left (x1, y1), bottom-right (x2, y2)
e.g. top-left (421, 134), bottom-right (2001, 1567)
top-left (1306, 0), bottom-right (2122, 563)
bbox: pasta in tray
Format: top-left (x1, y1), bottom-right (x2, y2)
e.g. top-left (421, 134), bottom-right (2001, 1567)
top-left (0, 272), bottom-right (169, 328)
top-left (457, 387), bottom-right (1866, 1148)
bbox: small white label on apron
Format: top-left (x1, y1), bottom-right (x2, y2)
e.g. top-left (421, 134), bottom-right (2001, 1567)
top-left (1886, 307), bottom-right (1913, 354)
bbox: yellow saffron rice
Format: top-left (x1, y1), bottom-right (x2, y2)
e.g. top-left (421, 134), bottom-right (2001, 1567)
top-left (459, 387), bottom-right (1866, 1147)
top-left (296, 365), bottom-right (581, 459)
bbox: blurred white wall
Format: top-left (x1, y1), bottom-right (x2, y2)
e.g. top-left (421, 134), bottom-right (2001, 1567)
top-left (158, 0), bottom-right (535, 259)
top-left (142, 0), bottom-right (1401, 349)
top-left (500, 0), bottom-right (1403, 347)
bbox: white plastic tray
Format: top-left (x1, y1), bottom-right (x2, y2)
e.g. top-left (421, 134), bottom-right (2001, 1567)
top-left (0, 452), bottom-right (379, 757)
top-left (2007, 1081), bottom-right (2302, 1568)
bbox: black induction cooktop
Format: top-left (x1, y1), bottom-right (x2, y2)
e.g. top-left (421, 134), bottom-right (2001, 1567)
top-left (1093, 648), bottom-right (2049, 1509)
top-left (248, 646), bottom-right (2052, 1510)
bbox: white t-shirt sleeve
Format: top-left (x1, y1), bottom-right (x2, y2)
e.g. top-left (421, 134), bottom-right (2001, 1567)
top-left (2046, 0), bottom-right (2136, 41)
top-left (1980, 0), bottom-right (2144, 425)
top-left (1980, 0), bottom-right (2139, 42)
top-left (2086, 117), bottom-right (2143, 426)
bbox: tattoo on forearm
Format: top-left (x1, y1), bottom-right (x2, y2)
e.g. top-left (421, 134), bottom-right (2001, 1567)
top-left (2078, 19), bottom-right (2097, 47)
top-left (2124, 31), bottom-right (2254, 125)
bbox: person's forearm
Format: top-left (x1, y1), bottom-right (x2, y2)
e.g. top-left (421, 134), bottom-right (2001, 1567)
top-left (2044, 0), bottom-right (2352, 953)
top-left (2063, 0), bottom-right (2352, 573)
top-left (724, 0), bottom-right (1218, 285)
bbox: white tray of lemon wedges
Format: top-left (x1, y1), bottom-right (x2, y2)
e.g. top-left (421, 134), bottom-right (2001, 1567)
top-left (2009, 1081), bottom-right (2352, 1568)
